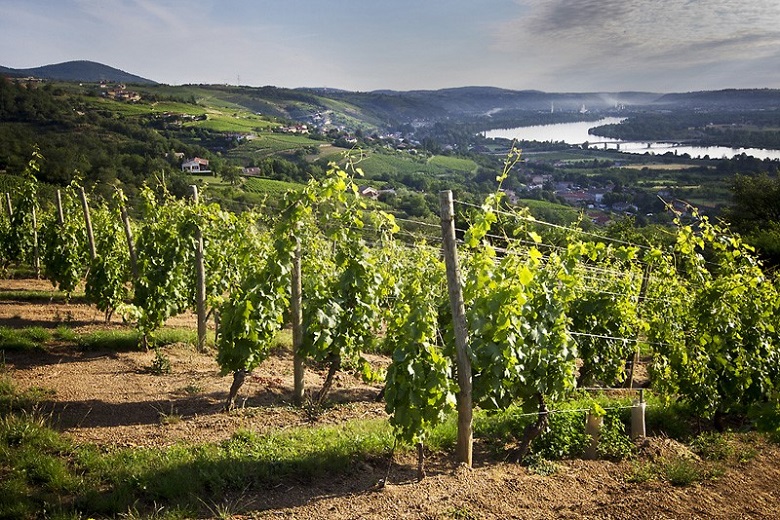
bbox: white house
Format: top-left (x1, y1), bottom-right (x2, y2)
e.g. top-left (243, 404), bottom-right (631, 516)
top-left (182, 157), bottom-right (211, 174)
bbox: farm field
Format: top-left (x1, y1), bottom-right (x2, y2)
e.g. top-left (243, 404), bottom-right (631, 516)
top-left (2, 278), bottom-right (779, 519)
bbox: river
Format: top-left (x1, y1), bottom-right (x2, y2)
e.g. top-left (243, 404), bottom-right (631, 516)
top-left (483, 118), bottom-right (780, 161)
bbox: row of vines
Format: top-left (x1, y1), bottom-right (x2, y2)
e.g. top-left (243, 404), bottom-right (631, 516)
top-left (2, 150), bottom-right (779, 472)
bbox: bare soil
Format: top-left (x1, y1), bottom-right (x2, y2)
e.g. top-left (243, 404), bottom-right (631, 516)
top-left (2, 279), bottom-right (780, 519)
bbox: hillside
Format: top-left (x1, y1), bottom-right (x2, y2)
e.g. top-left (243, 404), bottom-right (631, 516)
top-left (0, 60), bottom-right (156, 85)
top-left (655, 88), bottom-right (780, 110)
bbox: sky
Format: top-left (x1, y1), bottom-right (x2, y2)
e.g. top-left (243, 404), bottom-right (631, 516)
top-left (2, 0), bottom-right (780, 93)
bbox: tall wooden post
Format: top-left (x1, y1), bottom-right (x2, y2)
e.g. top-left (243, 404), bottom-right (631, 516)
top-left (116, 191), bottom-right (138, 281)
top-left (439, 190), bottom-right (473, 468)
top-left (31, 205), bottom-right (40, 278)
top-left (4, 193), bottom-right (12, 218)
top-left (55, 190), bottom-right (65, 225)
top-left (192, 185), bottom-right (207, 352)
top-left (626, 265), bottom-right (652, 389)
top-left (292, 240), bottom-right (305, 405)
top-left (79, 187), bottom-right (97, 260)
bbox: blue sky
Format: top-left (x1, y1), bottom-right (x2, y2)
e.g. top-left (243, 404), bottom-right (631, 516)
top-left (2, 0), bottom-right (780, 92)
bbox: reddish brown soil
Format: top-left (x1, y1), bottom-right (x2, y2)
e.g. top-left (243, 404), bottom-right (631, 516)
top-left (2, 278), bottom-right (780, 519)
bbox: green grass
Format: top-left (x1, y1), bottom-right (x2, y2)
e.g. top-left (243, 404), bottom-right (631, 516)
top-left (0, 289), bottom-right (87, 302)
top-left (0, 326), bottom-right (52, 351)
top-left (76, 328), bottom-right (197, 350)
top-left (0, 324), bottom-right (198, 353)
top-left (0, 404), bottom-right (395, 518)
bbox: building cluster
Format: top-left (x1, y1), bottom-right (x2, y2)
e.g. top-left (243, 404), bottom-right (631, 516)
top-left (100, 82), bottom-right (141, 102)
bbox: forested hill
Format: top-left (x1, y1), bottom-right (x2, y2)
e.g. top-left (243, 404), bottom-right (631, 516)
top-left (654, 89), bottom-right (780, 110)
top-left (0, 61), bottom-right (156, 85)
top-left (310, 87), bottom-right (662, 120)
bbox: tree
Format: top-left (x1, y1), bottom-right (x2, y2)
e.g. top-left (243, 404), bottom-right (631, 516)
top-left (222, 165), bottom-right (243, 186)
top-left (725, 173), bottom-right (780, 265)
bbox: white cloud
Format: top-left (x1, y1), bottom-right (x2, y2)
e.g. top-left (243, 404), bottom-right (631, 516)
top-left (493, 0), bottom-right (780, 90)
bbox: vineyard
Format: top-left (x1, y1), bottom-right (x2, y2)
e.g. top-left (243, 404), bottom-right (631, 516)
top-left (1, 150), bottom-right (780, 518)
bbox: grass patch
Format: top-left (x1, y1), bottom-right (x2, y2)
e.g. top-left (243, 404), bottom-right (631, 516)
top-left (1, 411), bottom-right (395, 517)
top-left (0, 289), bottom-right (87, 303)
top-left (662, 457), bottom-right (723, 486)
top-left (76, 328), bottom-right (197, 351)
top-left (0, 326), bottom-right (52, 351)
top-left (1, 370), bottom-right (398, 517)
top-left (625, 455), bottom-right (725, 487)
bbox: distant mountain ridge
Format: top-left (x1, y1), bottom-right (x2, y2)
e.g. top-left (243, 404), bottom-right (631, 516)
top-left (0, 60), bottom-right (156, 85)
top-left (4, 60), bottom-right (780, 127)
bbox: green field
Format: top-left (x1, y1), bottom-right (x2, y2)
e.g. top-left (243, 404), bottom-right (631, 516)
top-left (518, 198), bottom-right (586, 226)
top-left (427, 155), bottom-right (479, 173)
top-left (88, 96), bottom-right (277, 133)
top-left (227, 134), bottom-right (326, 161)
top-left (355, 151), bottom-right (478, 179)
top-left (242, 177), bottom-right (304, 196)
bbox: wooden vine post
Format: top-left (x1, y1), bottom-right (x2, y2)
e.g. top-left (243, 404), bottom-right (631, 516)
top-left (79, 187), bottom-right (97, 260)
top-left (55, 190), bottom-right (65, 225)
top-left (626, 264), bottom-right (652, 389)
top-left (439, 190), bottom-right (473, 468)
top-left (192, 185), bottom-right (208, 353)
top-left (31, 204), bottom-right (40, 278)
top-left (116, 190), bottom-right (138, 281)
top-left (4, 193), bottom-right (12, 219)
top-left (291, 240), bottom-right (305, 405)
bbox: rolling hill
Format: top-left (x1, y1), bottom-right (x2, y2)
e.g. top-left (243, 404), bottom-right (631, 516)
top-left (0, 60), bottom-right (156, 85)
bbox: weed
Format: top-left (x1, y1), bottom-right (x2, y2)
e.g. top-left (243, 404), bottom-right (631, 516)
top-left (119, 502), bottom-right (193, 519)
top-left (197, 490), bottom-right (254, 519)
top-left (531, 408), bottom-right (590, 459)
top-left (154, 403), bottom-right (182, 425)
top-left (448, 506), bottom-right (480, 520)
top-left (691, 432), bottom-right (758, 464)
top-left (525, 455), bottom-right (560, 476)
top-left (148, 348), bottom-right (172, 375)
top-left (181, 382), bottom-right (203, 395)
top-left (596, 413), bottom-right (635, 460)
top-left (659, 456), bottom-right (724, 486)
top-left (691, 432), bottom-right (733, 461)
top-left (625, 461), bottom-right (657, 484)
top-left (735, 445), bottom-right (758, 463)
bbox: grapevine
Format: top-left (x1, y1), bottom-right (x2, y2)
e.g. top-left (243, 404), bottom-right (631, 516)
top-left (84, 195), bottom-right (132, 322)
top-left (40, 183), bottom-right (89, 296)
top-left (384, 243), bottom-right (455, 479)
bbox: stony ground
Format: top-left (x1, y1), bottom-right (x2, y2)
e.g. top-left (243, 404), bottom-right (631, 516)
top-left (2, 278), bottom-right (780, 519)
